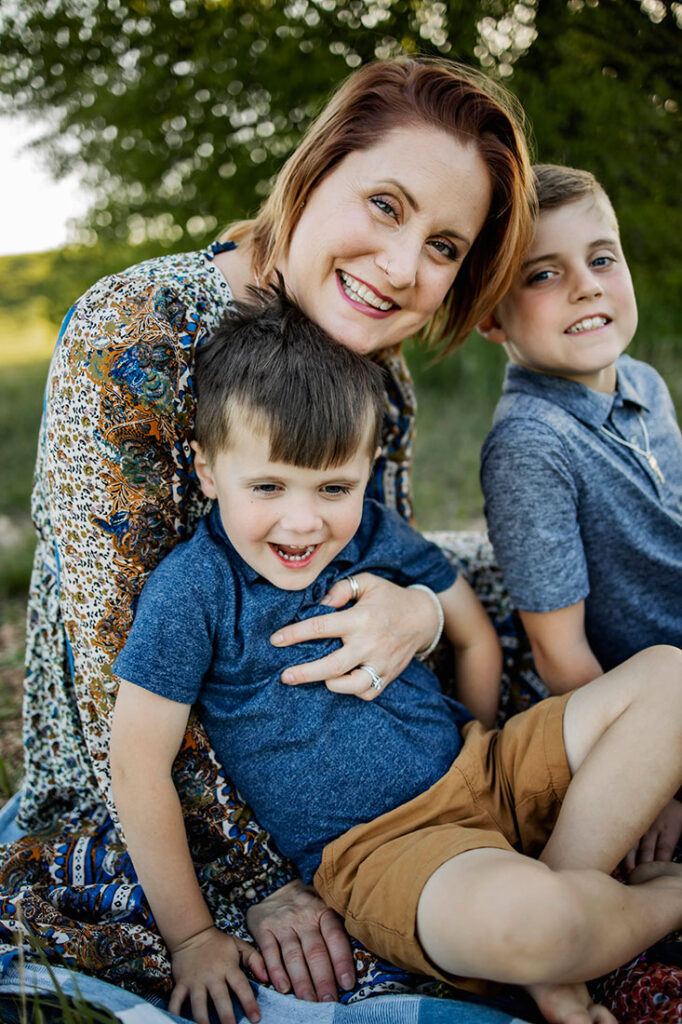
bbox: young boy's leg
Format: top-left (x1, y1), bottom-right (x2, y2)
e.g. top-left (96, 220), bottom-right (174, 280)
top-left (417, 645), bottom-right (682, 1023)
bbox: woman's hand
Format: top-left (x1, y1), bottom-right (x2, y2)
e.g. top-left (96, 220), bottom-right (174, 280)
top-left (270, 573), bottom-right (439, 700)
top-left (245, 880), bottom-right (354, 1002)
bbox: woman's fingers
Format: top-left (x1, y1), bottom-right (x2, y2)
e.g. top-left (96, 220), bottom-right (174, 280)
top-left (324, 668), bottom-right (384, 701)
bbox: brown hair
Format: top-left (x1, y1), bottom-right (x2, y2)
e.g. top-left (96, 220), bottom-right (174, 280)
top-left (194, 285), bottom-right (385, 468)
top-left (533, 163), bottom-right (608, 214)
top-left (223, 57), bottom-right (535, 352)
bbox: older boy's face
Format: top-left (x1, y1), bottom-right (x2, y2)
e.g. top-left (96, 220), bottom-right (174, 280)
top-left (193, 415), bottom-right (375, 591)
top-left (491, 194), bottom-right (638, 393)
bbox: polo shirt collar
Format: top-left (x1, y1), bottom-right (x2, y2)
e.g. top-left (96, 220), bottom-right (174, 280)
top-left (502, 358), bottom-right (649, 428)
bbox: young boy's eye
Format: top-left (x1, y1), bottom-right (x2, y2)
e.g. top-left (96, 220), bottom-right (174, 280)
top-left (321, 484), bottom-right (352, 497)
top-left (252, 483), bottom-right (281, 495)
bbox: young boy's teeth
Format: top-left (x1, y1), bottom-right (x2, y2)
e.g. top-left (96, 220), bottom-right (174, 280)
top-left (339, 272), bottom-right (393, 311)
top-left (566, 316), bottom-right (608, 334)
top-left (276, 544), bottom-right (315, 562)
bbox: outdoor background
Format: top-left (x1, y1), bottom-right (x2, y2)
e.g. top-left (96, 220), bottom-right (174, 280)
top-left (0, 0), bottom-right (680, 792)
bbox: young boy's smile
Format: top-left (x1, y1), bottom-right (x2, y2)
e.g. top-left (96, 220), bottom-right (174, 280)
top-left (482, 193), bottom-right (638, 393)
top-left (193, 412), bottom-right (375, 591)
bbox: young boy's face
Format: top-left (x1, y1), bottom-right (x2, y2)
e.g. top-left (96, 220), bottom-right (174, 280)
top-left (193, 411), bottom-right (376, 591)
top-left (481, 193), bottom-right (638, 393)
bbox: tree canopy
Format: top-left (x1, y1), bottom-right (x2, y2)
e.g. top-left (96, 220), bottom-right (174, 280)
top-left (1, 0), bottom-right (680, 334)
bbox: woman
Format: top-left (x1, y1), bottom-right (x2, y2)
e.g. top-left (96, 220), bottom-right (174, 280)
top-left (0, 56), bottom-right (533, 1010)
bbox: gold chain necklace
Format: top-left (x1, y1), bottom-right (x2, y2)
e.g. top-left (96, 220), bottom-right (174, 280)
top-left (601, 411), bottom-right (665, 484)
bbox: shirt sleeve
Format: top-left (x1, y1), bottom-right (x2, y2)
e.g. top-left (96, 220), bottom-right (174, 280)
top-left (480, 418), bottom-right (590, 612)
top-left (113, 544), bottom-right (219, 704)
top-left (357, 501), bottom-right (457, 595)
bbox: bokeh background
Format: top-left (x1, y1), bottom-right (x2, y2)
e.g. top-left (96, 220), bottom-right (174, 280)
top-left (0, 0), bottom-right (680, 786)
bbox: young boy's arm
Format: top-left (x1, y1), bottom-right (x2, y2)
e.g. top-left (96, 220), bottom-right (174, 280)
top-left (519, 601), bottom-right (604, 693)
top-left (438, 575), bottom-right (502, 728)
top-left (110, 680), bottom-right (265, 1024)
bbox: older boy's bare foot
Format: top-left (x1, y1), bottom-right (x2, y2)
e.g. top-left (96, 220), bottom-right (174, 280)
top-left (526, 982), bottom-right (617, 1024)
top-left (629, 860), bottom-right (682, 885)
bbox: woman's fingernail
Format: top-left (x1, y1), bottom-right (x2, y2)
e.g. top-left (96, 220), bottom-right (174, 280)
top-left (341, 973), bottom-right (354, 989)
top-left (271, 633), bottom-right (284, 645)
top-left (322, 993), bottom-right (335, 1002)
top-left (282, 671), bottom-right (294, 683)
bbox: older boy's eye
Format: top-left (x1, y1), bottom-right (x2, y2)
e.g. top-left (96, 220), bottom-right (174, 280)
top-left (591, 255), bottom-right (615, 269)
top-left (527, 269), bottom-right (554, 285)
top-left (252, 483), bottom-right (280, 495)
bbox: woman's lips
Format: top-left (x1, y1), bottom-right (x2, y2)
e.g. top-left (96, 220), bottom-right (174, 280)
top-left (336, 271), bottom-right (397, 319)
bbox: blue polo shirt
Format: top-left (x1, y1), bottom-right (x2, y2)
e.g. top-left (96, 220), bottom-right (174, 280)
top-left (114, 498), bottom-right (470, 882)
top-left (480, 355), bottom-right (682, 671)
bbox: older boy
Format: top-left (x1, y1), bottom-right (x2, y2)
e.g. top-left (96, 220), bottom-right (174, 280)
top-left (111, 289), bottom-right (682, 1024)
top-left (479, 163), bottom-right (682, 864)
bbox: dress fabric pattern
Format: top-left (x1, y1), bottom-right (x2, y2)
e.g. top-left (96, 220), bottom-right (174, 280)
top-left (0, 244), bottom-right (678, 1020)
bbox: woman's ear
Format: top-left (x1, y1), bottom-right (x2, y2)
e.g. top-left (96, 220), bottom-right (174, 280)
top-left (477, 312), bottom-right (509, 345)
top-left (191, 440), bottom-right (218, 499)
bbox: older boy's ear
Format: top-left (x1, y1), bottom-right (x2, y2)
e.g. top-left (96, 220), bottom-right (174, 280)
top-left (477, 313), bottom-right (508, 345)
top-left (191, 440), bottom-right (218, 499)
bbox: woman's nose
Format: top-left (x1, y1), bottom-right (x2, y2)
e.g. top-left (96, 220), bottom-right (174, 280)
top-left (376, 238), bottom-right (420, 289)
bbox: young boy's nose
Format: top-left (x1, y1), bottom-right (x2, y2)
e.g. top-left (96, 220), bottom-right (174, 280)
top-left (280, 502), bottom-right (323, 534)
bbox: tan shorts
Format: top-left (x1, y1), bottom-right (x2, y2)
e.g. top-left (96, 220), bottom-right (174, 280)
top-left (314, 692), bottom-right (572, 989)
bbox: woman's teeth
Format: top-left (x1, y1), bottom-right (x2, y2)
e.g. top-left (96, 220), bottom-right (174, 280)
top-left (566, 316), bottom-right (608, 334)
top-left (275, 544), bottom-right (316, 562)
top-left (339, 271), bottom-right (394, 311)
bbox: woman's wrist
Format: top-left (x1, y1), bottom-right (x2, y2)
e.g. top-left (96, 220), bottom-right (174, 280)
top-left (408, 584), bottom-right (444, 660)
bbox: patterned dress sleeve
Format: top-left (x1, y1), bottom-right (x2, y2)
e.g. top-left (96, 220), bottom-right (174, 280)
top-left (366, 346), bottom-right (416, 522)
top-left (20, 249), bottom-right (295, 921)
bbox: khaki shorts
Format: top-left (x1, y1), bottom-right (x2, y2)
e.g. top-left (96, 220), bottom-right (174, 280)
top-left (314, 692), bottom-right (572, 989)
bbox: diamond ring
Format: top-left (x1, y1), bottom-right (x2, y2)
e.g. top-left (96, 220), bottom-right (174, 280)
top-left (359, 663), bottom-right (384, 692)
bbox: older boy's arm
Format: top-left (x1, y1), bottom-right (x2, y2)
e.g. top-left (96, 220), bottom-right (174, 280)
top-left (519, 602), bottom-right (603, 694)
top-left (111, 681), bottom-right (264, 1024)
top-left (439, 576), bottom-right (502, 729)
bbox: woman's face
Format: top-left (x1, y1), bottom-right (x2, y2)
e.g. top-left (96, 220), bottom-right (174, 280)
top-left (277, 125), bottom-right (492, 354)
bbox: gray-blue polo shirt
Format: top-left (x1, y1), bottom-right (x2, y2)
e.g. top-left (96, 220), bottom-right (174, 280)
top-left (114, 498), bottom-right (470, 883)
top-left (480, 355), bottom-right (682, 671)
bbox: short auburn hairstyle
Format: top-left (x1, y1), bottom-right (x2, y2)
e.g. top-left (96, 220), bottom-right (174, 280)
top-left (223, 56), bottom-right (535, 352)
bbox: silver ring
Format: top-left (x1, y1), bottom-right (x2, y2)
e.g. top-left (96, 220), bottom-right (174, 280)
top-left (346, 575), bottom-right (359, 602)
top-left (359, 663), bottom-right (384, 692)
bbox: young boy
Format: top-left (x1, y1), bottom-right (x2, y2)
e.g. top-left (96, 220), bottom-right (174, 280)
top-left (478, 164), bottom-right (682, 863)
top-left (111, 289), bottom-right (682, 1024)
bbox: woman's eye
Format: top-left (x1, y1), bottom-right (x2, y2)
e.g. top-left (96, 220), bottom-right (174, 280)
top-left (428, 238), bottom-right (459, 262)
top-left (370, 196), bottom-right (398, 219)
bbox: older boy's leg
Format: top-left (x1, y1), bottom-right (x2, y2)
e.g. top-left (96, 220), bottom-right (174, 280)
top-left (417, 646), bottom-right (682, 1024)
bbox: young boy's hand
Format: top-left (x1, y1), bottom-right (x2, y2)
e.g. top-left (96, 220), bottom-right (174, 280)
top-left (622, 798), bottom-right (682, 875)
top-left (168, 925), bottom-right (266, 1024)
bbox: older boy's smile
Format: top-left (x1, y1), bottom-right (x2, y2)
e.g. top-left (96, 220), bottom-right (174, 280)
top-left (565, 315), bottom-right (611, 334)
